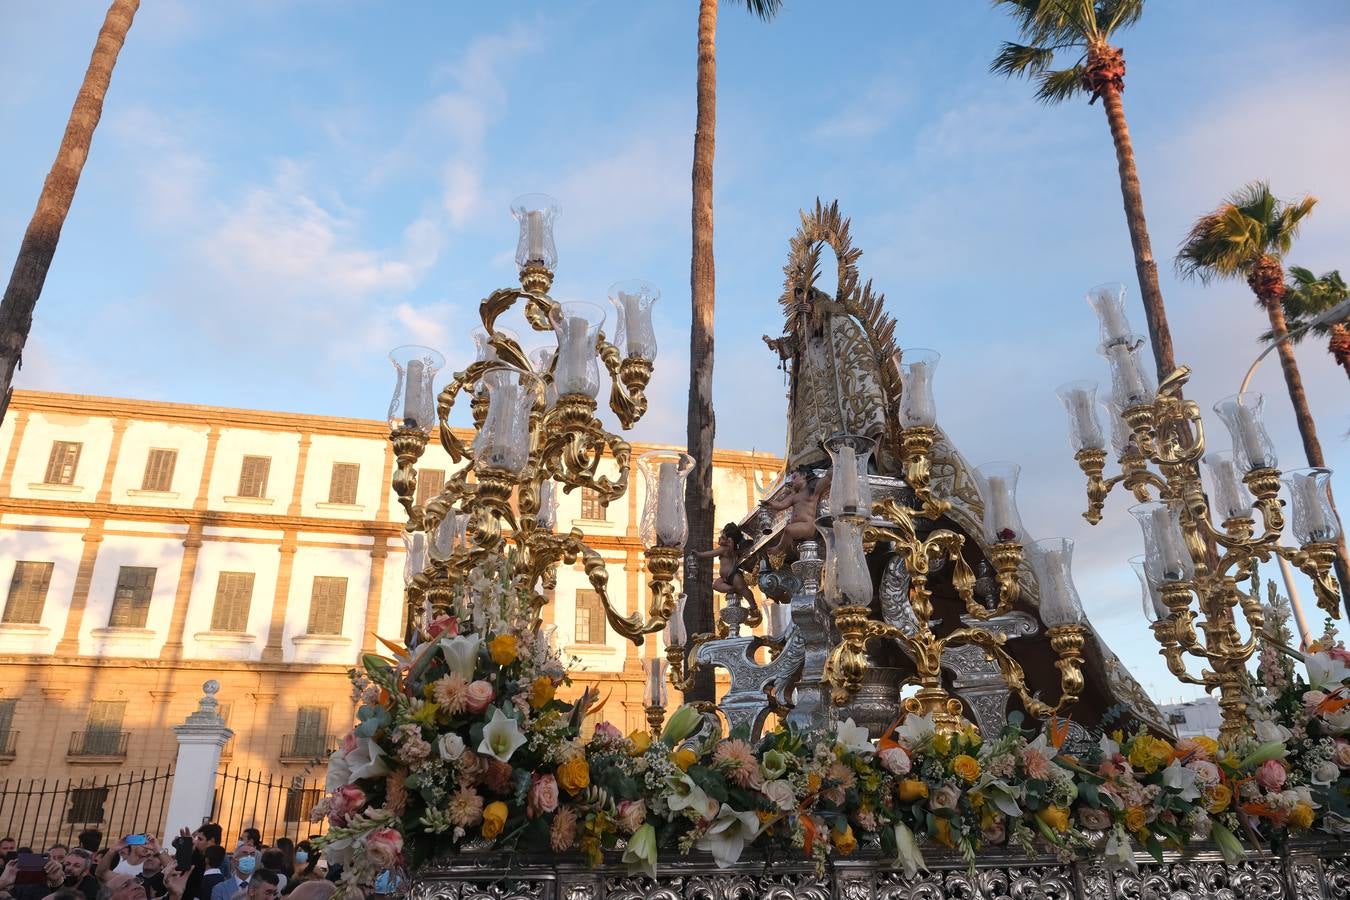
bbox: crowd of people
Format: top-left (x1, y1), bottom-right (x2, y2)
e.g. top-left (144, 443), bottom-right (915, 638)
top-left (0, 826), bottom-right (335, 900)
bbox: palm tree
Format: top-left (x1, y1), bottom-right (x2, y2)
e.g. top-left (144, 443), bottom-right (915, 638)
top-left (1176, 181), bottom-right (1350, 612)
top-left (0, 0), bottom-right (140, 424)
top-left (683, 0), bottom-right (781, 701)
top-left (1273, 267), bottom-right (1350, 381)
top-left (991, 0), bottom-right (1176, 382)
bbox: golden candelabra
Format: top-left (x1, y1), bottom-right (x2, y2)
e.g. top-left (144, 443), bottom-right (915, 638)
top-left (1068, 362), bottom-right (1341, 743)
top-left (386, 195), bottom-right (689, 646)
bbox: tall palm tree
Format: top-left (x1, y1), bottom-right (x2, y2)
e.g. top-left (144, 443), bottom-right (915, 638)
top-left (1176, 181), bottom-right (1350, 612)
top-left (683, 0), bottom-right (781, 701)
top-left (0, 0), bottom-right (140, 424)
top-left (1272, 267), bottom-right (1350, 382)
top-left (991, 0), bottom-right (1177, 382)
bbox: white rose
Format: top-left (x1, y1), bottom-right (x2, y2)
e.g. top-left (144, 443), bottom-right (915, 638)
top-left (762, 779), bottom-right (796, 811)
top-left (1253, 719), bottom-right (1291, 743)
top-left (1311, 761), bottom-right (1340, 786)
top-left (439, 732), bottom-right (465, 761)
top-left (879, 746), bottom-right (912, 776)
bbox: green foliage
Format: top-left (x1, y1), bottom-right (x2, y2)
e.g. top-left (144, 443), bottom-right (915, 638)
top-left (1175, 180), bottom-right (1318, 284)
top-left (990, 0), bottom-right (1145, 105)
top-left (735, 0), bottom-right (784, 22)
top-left (1265, 267), bottom-right (1349, 342)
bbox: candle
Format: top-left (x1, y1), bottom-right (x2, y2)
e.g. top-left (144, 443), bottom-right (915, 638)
top-left (526, 210), bottom-right (546, 263)
top-left (1205, 454), bottom-right (1249, 521)
top-left (1292, 474), bottom-right (1335, 542)
top-left (619, 291), bottom-right (657, 359)
top-left (667, 595), bottom-right (687, 647)
top-left (1235, 403), bottom-right (1269, 469)
top-left (556, 315), bottom-right (593, 396)
top-left (655, 461), bottom-right (683, 545)
top-left (1040, 547), bottom-right (1072, 621)
top-left (1150, 506), bottom-right (1187, 580)
top-left (1106, 343), bottom-right (1148, 406)
top-left (645, 658), bottom-right (668, 708)
top-left (834, 444), bottom-right (861, 514)
top-left (986, 476), bottom-right (1016, 541)
top-left (403, 358), bottom-right (425, 425)
top-left (767, 601), bottom-right (792, 640)
top-left (1068, 389), bottom-right (1101, 449)
top-left (902, 361), bottom-right (936, 426)
top-left (1095, 291), bottom-right (1130, 343)
top-left (482, 378), bottom-right (520, 469)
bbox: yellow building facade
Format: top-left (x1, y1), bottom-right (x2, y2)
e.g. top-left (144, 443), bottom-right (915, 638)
top-left (0, 390), bottom-right (778, 782)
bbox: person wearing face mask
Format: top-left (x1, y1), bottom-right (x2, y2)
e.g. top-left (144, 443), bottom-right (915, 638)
top-left (209, 851), bottom-right (255, 900)
top-left (279, 846), bottom-right (318, 895)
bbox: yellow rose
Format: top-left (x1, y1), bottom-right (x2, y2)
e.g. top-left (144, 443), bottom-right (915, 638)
top-left (932, 732), bottom-right (952, 755)
top-left (1192, 736), bottom-right (1219, 759)
top-left (1127, 735), bottom-right (1173, 774)
top-left (952, 754), bottom-right (981, 783)
top-left (529, 676), bottom-right (555, 709)
top-left (898, 779), bottom-right (929, 802)
top-left (1289, 803), bottom-right (1314, 830)
top-left (1124, 806), bottom-right (1147, 833)
top-left (557, 754), bottom-right (591, 795)
top-left (482, 801), bottom-right (508, 839)
top-left (628, 730), bottom-right (652, 755)
top-left (1035, 806), bottom-right (1070, 833)
top-left (832, 825), bottom-right (857, 855)
top-left (673, 748), bottom-right (698, 771)
top-left (1204, 784), bottom-right (1232, 814)
top-left (489, 634), bottom-right (518, 666)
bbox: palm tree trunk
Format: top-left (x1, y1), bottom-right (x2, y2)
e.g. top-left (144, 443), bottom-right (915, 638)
top-left (0, 0), bottom-right (139, 425)
top-left (1099, 83), bottom-right (1176, 383)
top-left (1329, 323), bottom-right (1350, 381)
top-left (682, 0), bottom-right (718, 701)
top-left (1257, 265), bottom-right (1350, 614)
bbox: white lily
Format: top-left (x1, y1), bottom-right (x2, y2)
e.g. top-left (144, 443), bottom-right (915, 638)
top-left (893, 713), bottom-right (936, 750)
top-left (835, 718), bottom-right (875, 756)
top-left (1104, 825), bottom-right (1137, 873)
top-left (324, 747), bottom-right (354, 793)
top-left (1306, 651), bottom-right (1350, 691)
top-left (664, 772), bottom-right (717, 818)
top-left (1099, 733), bottom-right (1121, 759)
top-left (440, 634), bottom-right (482, 680)
top-left (1161, 760), bottom-right (1200, 801)
top-left (621, 823), bottom-right (658, 878)
top-left (479, 707), bottom-right (527, 763)
top-left (696, 804), bottom-right (761, 868)
top-left (347, 737), bottom-right (391, 780)
top-left (892, 822), bottom-right (928, 879)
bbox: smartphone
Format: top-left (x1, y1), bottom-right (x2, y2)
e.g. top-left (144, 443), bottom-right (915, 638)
top-left (124, 834), bottom-right (148, 846)
top-left (15, 853), bottom-right (49, 886)
top-left (174, 839), bottom-right (193, 872)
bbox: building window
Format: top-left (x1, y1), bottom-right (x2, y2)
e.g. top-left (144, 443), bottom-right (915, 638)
top-left (290, 707), bottom-right (329, 758)
top-left (108, 566), bottom-right (156, 628)
top-left (416, 468), bottom-right (445, 508)
top-left (328, 463), bottom-right (360, 505)
top-left (306, 576), bottom-right (347, 635)
top-left (67, 787), bottom-right (109, 824)
top-left (579, 488), bottom-right (607, 521)
top-left (574, 589), bottom-right (606, 644)
top-left (1168, 712), bottom-right (1187, 726)
top-left (3, 561), bottom-right (54, 624)
top-left (284, 786), bottom-right (323, 822)
top-left (0, 697), bottom-right (16, 751)
top-left (210, 572), bottom-right (255, 632)
top-left (140, 449), bottom-right (178, 492)
top-left (44, 441), bottom-right (82, 485)
top-left (237, 456), bottom-right (271, 498)
top-left (81, 700), bottom-right (126, 755)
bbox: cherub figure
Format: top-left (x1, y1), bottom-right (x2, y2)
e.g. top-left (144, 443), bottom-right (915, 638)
top-left (694, 522), bottom-right (757, 604)
top-left (761, 465), bottom-right (832, 566)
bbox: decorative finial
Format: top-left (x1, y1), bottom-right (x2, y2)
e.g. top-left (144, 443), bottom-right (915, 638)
top-left (203, 680), bottom-right (220, 696)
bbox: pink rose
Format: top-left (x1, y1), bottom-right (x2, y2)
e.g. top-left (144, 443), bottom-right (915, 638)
top-left (528, 774), bottom-right (560, 818)
top-left (465, 680), bottom-right (496, 714)
top-left (333, 784), bottom-right (366, 815)
top-left (1186, 760), bottom-right (1220, 787)
top-left (616, 799), bottom-right (646, 834)
top-left (1328, 646), bottom-right (1350, 665)
top-left (1334, 740), bottom-right (1350, 769)
top-left (426, 615), bottom-right (458, 639)
top-left (341, 732), bottom-right (359, 754)
top-left (594, 721), bottom-right (623, 742)
top-left (1303, 690), bottom-right (1328, 713)
top-left (879, 746), bottom-right (912, 776)
top-left (364, 827), bottom-right (403, 869)
top-left (1256, 759), bottom-right (1287, 791)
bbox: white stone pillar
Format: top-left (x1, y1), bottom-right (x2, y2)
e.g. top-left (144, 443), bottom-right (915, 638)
top-left (162, 680), bottom-right (234, 840)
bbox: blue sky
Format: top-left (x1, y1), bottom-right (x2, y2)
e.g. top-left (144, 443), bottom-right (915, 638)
top-left (4, 0), bottom-right (1350, 703)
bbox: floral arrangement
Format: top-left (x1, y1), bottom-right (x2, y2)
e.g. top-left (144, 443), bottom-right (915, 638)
top-left (313, 557), bottom-right (1350, 896)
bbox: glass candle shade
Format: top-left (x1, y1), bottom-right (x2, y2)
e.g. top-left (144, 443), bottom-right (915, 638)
top-left (609, 279), bottom-right (660, 362)
top-left (1129, 554), bottom-right (1168, 622)
top-left (1086, 282), bottom-right (1133, 347)
top-left (973, 461), bottom-right (1026, 544)
top-left (472, 327), bottom-right (521, 366)
top-left (1204, 451), bottom-right (1254, 522)
top-left (537, 479), bottom-right (558, 531)
top-left (1099, 334), bottom-right (1155, 409)
top-left (1056, 380), bottom-right (1106, 452)
top-left (817, 517), bottom-right (872, 608)
top-left (1102, 400), bottom-right (1133, 457)
top-left (1130, 501), bottom-right (1195, 583)
top-left (767, 601), bottom-right (792, 641)
top-left (824, 433), bottom-right (875, 519)
top-left (474, 368), bottom-right (539, 475)
top-left (550, 301), bottom-right (605, 399)
top-left (1029, 538), bottom-right (1085, 627)
top-left (511, 193), bottom-right (559, 271)
top-left (666, 594), bottom-right (688, 648)
top-left (402, 531), bottom-right (427, 586)
top-left (1214, 393), bottom-right (1278, 472)
top-left (387, 345), bottom-right (445, 433)
top-left (638, 450), bottom-right (694, 548)
top-left (527, 346), bottom-right (559, 409)
top-left (1284, 467), bottom-right (1341, 544)
top-left (897, 348), bottom-right (940, 428)
top-left (645, 658), bottom-right (669, 708)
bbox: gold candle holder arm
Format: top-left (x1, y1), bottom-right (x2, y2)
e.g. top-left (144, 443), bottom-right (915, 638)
top-left (1074, 448), bottom-right (1166, 524)
top-left (898, 426), bottom-right (950, 519)
top-left (597, 335), bottom-right (653, 431)
top-left (1276, 542), bottom-right (1342, 618)
top-left (389, 427), bottom-right (430, 527)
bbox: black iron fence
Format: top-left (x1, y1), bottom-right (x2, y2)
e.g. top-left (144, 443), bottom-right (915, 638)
top-left (211, 768), bottom-right (332, 846)
top-left (0, 768), bottom-right (173, 849)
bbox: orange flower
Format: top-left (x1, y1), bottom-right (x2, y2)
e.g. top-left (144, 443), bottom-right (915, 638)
top-left (898, 779), bottom-right (929, 802)
top-left (1035, 806), bottom-right (1069, 833)
top-left (481, 801), bottom-right (508, 839)
top-left (1124, 806), bottom-right (1146, 833)
top-left (932, 818), bottom-right (954, 848)
top-left (832, 825), bottom-right (857, 855)
top-left (1204, 784), bottom-right (1232, 814)
top-left (529, 676), bottom-right (555, 709)
top-left (1290, 803), bottom-right (1314, 830)
top-left (952, 754), bottom-right (981, 783)
top-left (672, 748), bottom-right (698, 771)
top-left (488, 634), bottom-right (518, 666)
top-left (557, 754), bottom-right (590, 795)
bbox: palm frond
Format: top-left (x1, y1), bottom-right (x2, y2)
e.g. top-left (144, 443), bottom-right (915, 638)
top-left (1036, 65), bottom-right (1087, 103)
top-left (1098, 0), bottom-right (1145, 39)
top-left (735, 0), bottom-right (783, 22)
top-left (1175, 204), bottom-right (1257, 283)
top-left (1274, 267), bottom-right (1347, 340)
top-left (990, 41), bottom-right (1057, 77)
top-left (1271, 193), bottom-right (1318, 256)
